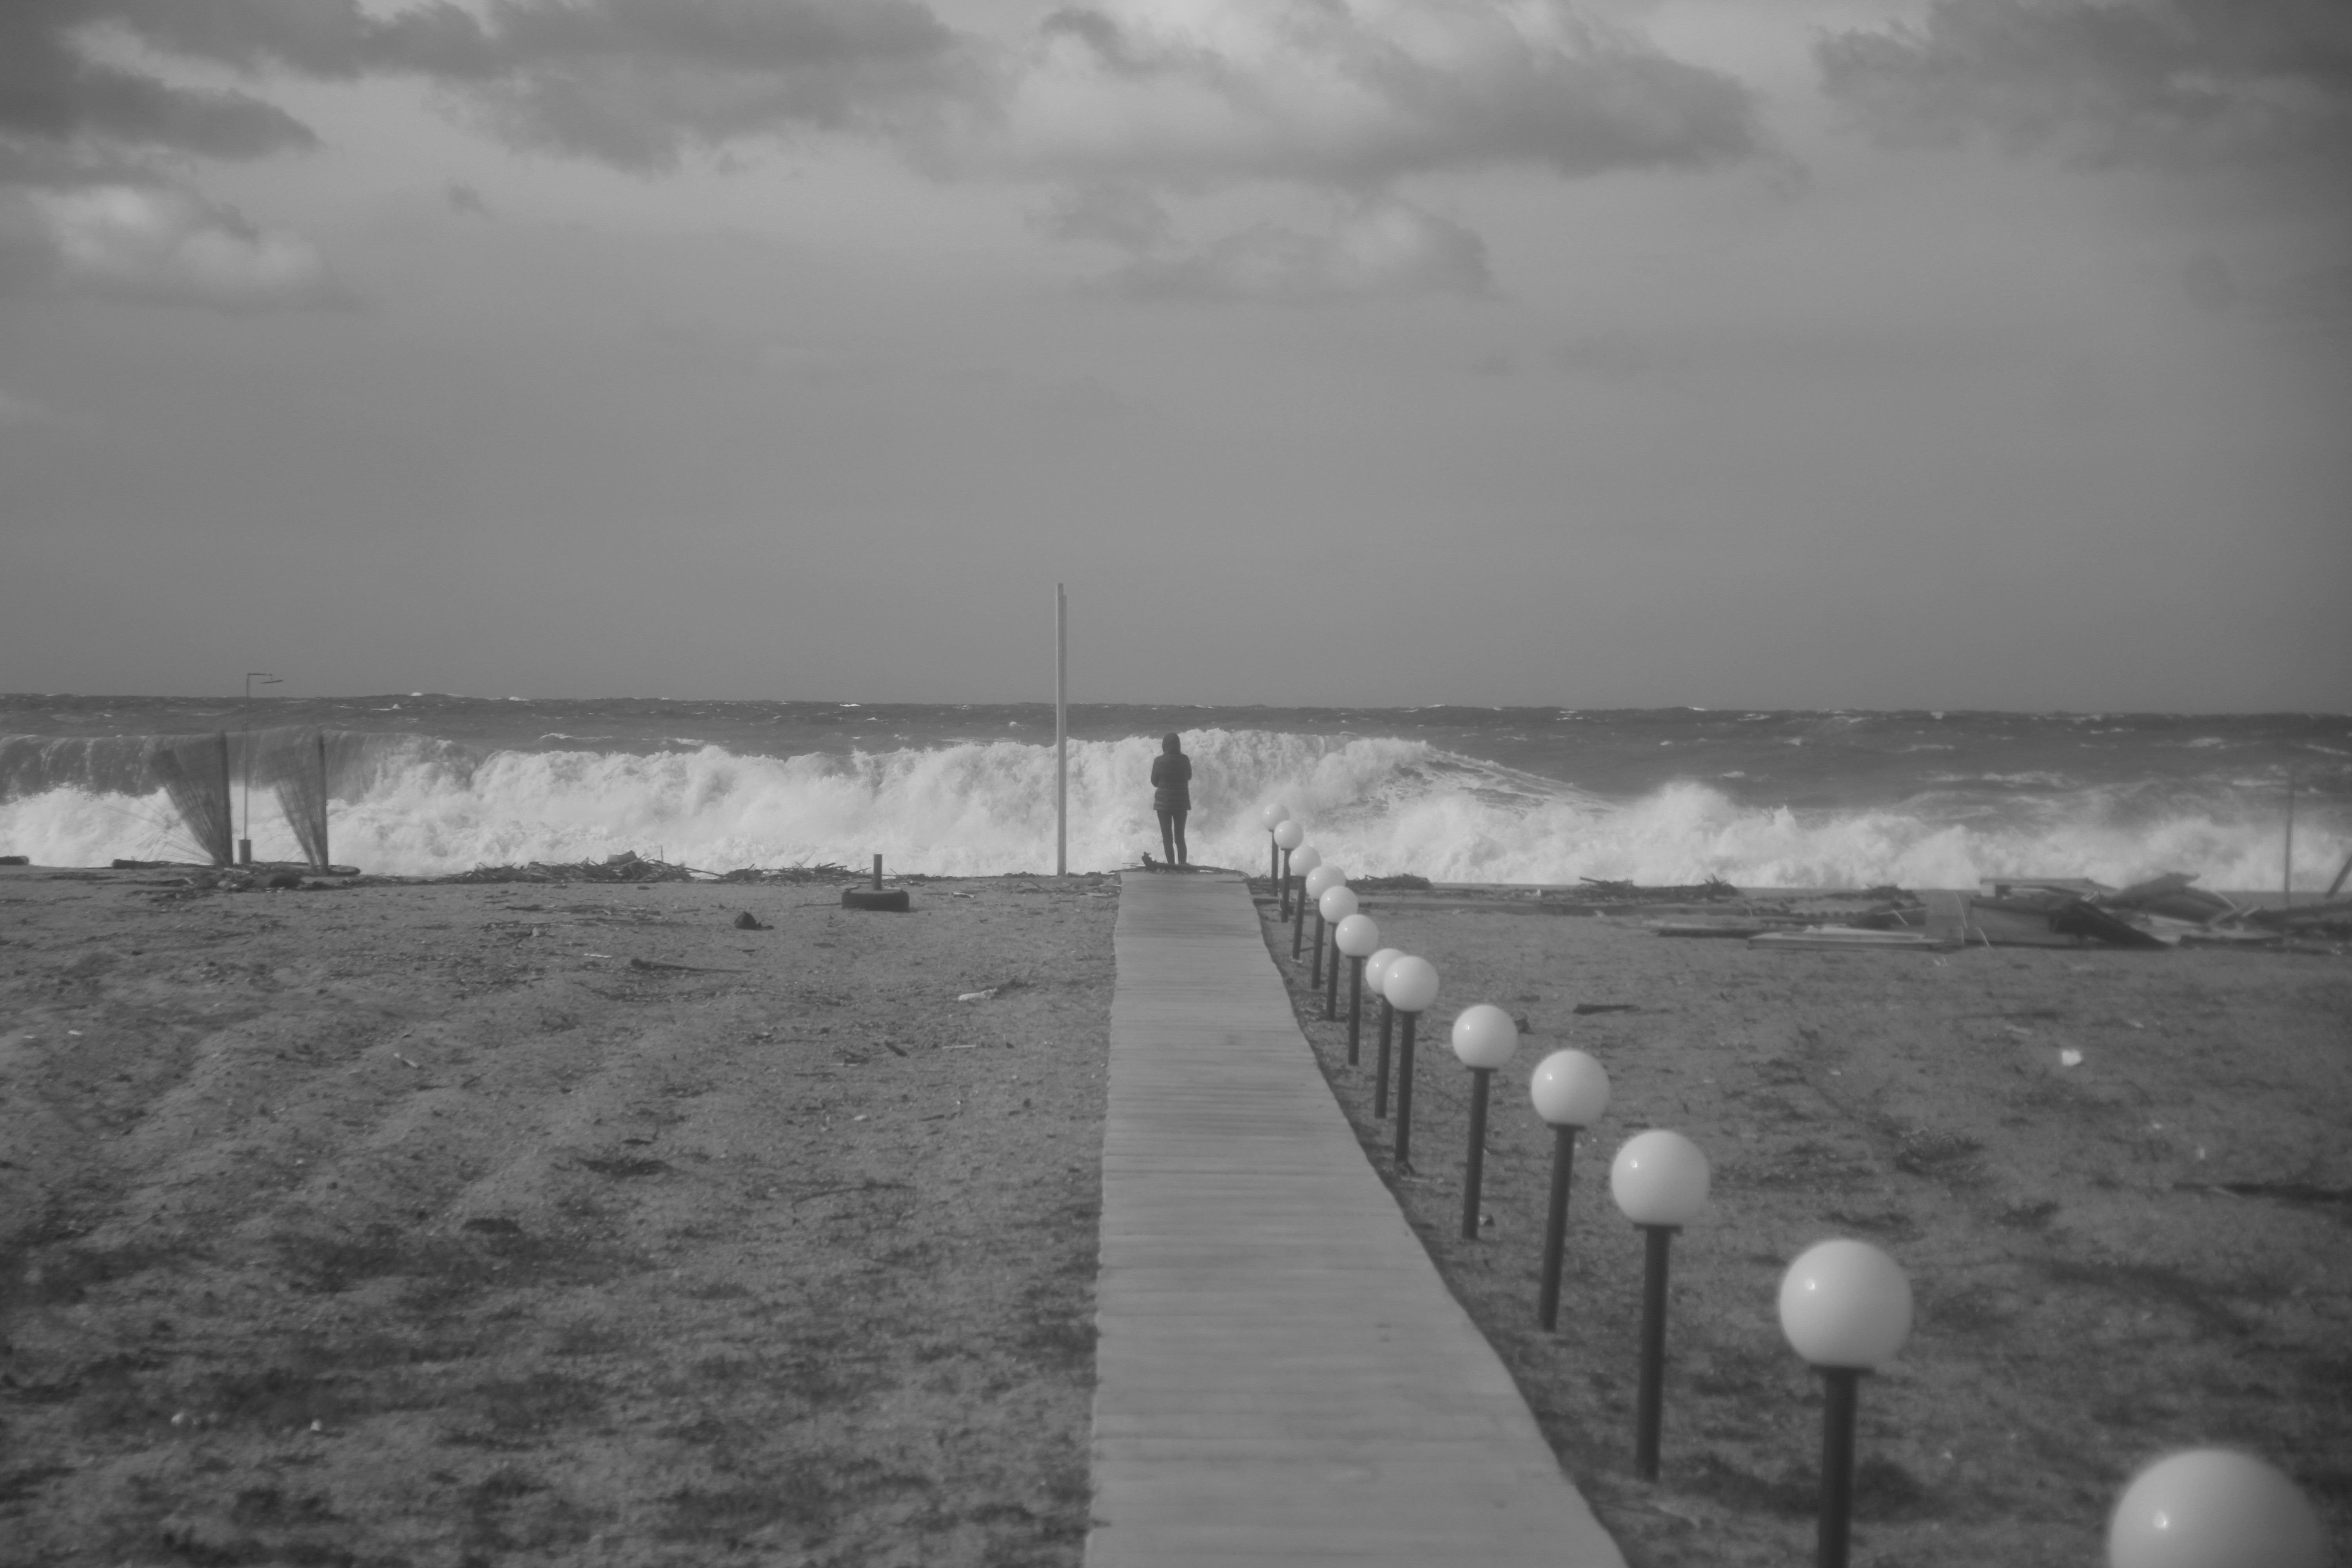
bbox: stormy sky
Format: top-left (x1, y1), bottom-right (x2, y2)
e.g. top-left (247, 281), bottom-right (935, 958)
top-left (2, 0), bottom-right (2347, 709)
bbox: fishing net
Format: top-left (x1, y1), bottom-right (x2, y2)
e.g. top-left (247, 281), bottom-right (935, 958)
top-left (148, 732), bottom-right (234, 866)
top-left (260, 727), bottom-right (334, 868)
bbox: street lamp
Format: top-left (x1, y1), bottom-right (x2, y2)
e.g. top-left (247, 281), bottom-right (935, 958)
top-left (1380, 955), bottom-right (1439, 1168)
top-left (2107, 1449), bottom-right (2326, 1568)
top-left (1273, 820), bottom-right (1305, 919)
top-left (1304, 863), bottom-right (1345, 989)
top-left (241, 671), bottom-right (281, 866)
top-left (1260, 802), bottom-right (1291, 885)
top-left (1611, 1130), bottom-right (1711, 1479)
top-left (1365, 947), bottom-right (1403, 1114)
top-left (1450, 1004), bottom-right (1518, 1239)
top-left (1779, 1239), bottom-right (1914, 1568)
top-left (1334, 913), bottom-right (1381, 1063)
top-left (1530, 1049), bottom-right (1611, 1331)
top-left (1289, 846), bottom-right (1322, 959)
top-left (1318, 883), bottom-right (1358, 1017)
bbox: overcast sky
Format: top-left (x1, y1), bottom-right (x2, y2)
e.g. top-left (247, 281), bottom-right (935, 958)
top-left (2, 0), bottom-right (2347, 710)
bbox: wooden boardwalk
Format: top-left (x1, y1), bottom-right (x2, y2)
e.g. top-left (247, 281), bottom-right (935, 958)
top-left (1085, 870), bottom-right (1626, 1567)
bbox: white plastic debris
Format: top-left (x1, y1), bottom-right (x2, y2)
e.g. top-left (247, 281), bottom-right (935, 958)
top-left (957, 988), bottom-right (998, 1002)
top-left (2059, 1048), bottom-right (2083, 1067)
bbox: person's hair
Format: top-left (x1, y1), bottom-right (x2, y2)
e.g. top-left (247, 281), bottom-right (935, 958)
top-left (1162, 732), bottom-right (1182, 753)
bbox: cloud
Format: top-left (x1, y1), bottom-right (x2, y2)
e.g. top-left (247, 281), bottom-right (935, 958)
top-left (31, 183), bottom-right (351, 310)
top-left (1106, 197), bottom-right (1493, 302)
top-left (1815, 0), bottom-right (2352, 172)
top-left (1000, 0), bottom-right (1763, 187)
top-left (1031, 180), bottom-right (1177, 252)
top-left (16, 0), bottom-right (1764, 184)
top-left (0, 1), bottom-right (318, 160)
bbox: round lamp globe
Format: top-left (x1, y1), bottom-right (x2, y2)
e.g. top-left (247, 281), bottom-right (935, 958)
top-left (1273, 820), bottom-right (1305, 852)
top-left (1363, 947), bottom-right (1405, 993)
top-left (1319, 886), bottom-right (1359, 924)
top-left (1335, 914), bottom-right (1382, 958)
top-left (1260, 802), bottom-right (1291, 831)
top-left (1610, 1129), bottom-right (1711, 1227)
top-left (1529, 1049), bottom-right (1611, 1127)
top-left (1778, 1239), bottom-right (1913, 1370)
top-left (1450, 1004), bottom-right (1519, 1070)
top-left (2107, 1449), bottom-right (2326, 1568)
top-left (1289, 845), bottom-right (1322, 878)
top-left (1303, 864), bottom-right (1345, 902)
top-left (1382, 955), bottom-right (1439, 1013)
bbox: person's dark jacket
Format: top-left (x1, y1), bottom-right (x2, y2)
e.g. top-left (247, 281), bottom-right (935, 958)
top-left (1150, 753), bottom-right (1192, 813)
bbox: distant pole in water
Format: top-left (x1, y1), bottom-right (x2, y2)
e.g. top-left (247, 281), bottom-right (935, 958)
top-left (2283, 768), bottom-right (2294, 908)
top-left (240, 670), bottom-right (279, 865)
top-left (1055, 583), bottom-right (1068, 878)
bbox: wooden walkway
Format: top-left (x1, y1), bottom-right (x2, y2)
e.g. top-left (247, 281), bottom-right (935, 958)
top-left (1085, 870), bottom-right (1626, 1567)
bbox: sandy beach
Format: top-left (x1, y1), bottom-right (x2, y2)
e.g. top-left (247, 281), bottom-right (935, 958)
top-left (0, 865), bottom-right (1115, 1566)
top-left (1259, 884), bottom-right (2352, 1566)
top-left (5, 862), bottom-right (2347, 1567)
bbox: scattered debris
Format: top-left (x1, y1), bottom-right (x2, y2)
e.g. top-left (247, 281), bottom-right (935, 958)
top-left (731, 911), bottom-right (769, 930)
top-left (2060, 1049), bottom-right (2083, 1067)
top-left (628, 957), bottom-right (745, 974)
top-left (1572, 1003), bottom-right (1640, 1015)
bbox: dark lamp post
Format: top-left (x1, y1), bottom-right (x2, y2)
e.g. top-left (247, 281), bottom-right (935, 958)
top-left (1303, 863), bottom-right (1344, 990)
top-left (1449, 1004), bottom-right (1518, 1239)
top-left (1288, 845), bottom-right (1321, 958)
top-left (1317, 884), bottom-right (1357, 1018)
top-left (1260, 802), bottom-right (1290, 886)
top-left (1778, 1239), bottom-right (1913, 1568)
top-left (1609, 1129), bottom-right (1711, 1479)
top-left (1365, 947), bottom-right (1403, 1114)
top-left (1530, 1048), bottom-right (1611, 1331)
top-left (1379, 955), bottom-right (1438, 1168)
top-left (1274, 822), bottom-right (1305, 918)
top-left (1335, 915), bottom-right (1381, 1065)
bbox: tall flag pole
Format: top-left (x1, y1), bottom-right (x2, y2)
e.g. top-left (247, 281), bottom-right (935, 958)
top-left (1056, 583), bottom-right (1068, 877)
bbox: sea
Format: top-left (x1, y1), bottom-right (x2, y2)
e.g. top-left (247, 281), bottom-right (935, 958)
top-left (1, 696), bottom-right (2347, 892)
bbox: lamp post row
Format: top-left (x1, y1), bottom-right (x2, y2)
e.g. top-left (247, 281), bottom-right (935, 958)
top-left (1255, 800), bottom-right (2326, 1568)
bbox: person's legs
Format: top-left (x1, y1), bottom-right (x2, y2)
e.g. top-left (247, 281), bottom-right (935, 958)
top-left (1172, 811), bottom-right (1189, 866)
top-left (1157, 808), bottom-right (1177, 865)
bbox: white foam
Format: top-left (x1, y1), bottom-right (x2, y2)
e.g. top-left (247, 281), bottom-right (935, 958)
top-left (0, 729), bottom-right (2341, 889)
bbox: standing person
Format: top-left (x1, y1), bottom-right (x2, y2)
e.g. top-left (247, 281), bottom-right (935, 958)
top-left (1151, 732), bottom-right (1192, 869)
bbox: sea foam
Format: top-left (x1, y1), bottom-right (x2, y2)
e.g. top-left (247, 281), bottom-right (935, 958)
top-left (0, 727), bottom-right (2340, 891)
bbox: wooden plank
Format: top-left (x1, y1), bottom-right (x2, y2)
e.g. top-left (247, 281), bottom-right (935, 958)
top-left (1086, 871), bottom-right (1626, 1568)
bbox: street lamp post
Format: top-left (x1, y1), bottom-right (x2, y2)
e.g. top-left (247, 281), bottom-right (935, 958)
top-left (1304, 864), bottom-right (1345, 990)
top-left (1289, 846), bottom-right (1321, 959)
top-left (1611, 1130), bottom-right (1712, 1479)
top-left (1318, 884), bottom-right (1357, 1017)
top-left (1530, 1049), bottom-right (1612, 1331)
top-left (1260, 803), bottom-right (1290, 887)
top-left (1779, 1239), bottom-right (1914, 1568)
top-left (241, 671), bottom-right (281, 866)
top-left (1450, 1005), bottom-right (1519, 1239)
top-left (1365, 947), bottom-right (1403, 1115)
top-left (1273, 820), bottom-right (1305, 919)
top-left (1335, 914), bottom-right (1381, 1063)
top-left (1380, 955), bottom-right (1439, 1168)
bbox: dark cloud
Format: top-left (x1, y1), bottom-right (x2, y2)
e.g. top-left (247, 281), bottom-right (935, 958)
top-left (1011, 2), bottom-right (1763, 187)
top-left (1816, 0), bottom-right (2352, 171)
top-left (0, 1), bottom-right (316, 160)
top-left (4, 0), bottom-right (983, 176)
